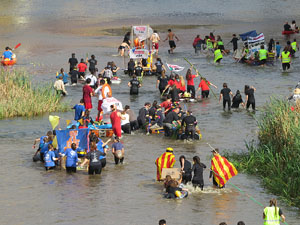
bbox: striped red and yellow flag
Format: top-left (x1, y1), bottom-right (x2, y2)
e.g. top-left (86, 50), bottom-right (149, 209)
top-left (155, 152), bottom-right (175, 181)
top-left (211, 154), bottom-right (238, 187)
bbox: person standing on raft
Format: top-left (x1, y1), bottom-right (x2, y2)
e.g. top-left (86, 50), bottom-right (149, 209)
top-left (263, 199), bottom-right (286, 225)
top-left (155, 147), bottom-right (176, 181)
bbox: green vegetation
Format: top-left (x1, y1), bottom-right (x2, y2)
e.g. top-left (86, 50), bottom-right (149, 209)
top-left (226, 99), bottom-right (300, 206)
top-left (0, 69), bottom-right (69, 119)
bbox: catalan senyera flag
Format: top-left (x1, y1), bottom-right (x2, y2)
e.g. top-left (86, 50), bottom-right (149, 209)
top-left (155, 152), bottom-right (175, 181)
top-left (211, 154), bottom-right (238, 187)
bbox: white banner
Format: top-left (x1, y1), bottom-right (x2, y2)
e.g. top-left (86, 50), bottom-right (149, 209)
top-left (133, 26), bottom-right (153, 41)
top-left (166, 63), bottom-right (185, 72)
top-left (101, 97), bottom-right (123, 115)
top-left (129, 49), bottom-right (149, 59)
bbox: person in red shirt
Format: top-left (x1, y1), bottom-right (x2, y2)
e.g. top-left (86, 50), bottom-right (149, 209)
top-left (179, 76), bottom-right (186, 93)
top-left (173, 74), bottom-right (182, 89)
top-left (193, 35), bottom-right (203, 53)
top-left (196, 77), bottom-right (217, 98)
top-left (160, 96), bottom-right (173, 115)
top-left (186, 68), bottom-right (199, 98)
top-left (162, 74), bottom-right (175, 95)
top-left (77, 58), bottom-right (87, 79)
top-left (82, 78), bottom-right (94, 111)
top-left (110, 104), bottom-right (125, 138)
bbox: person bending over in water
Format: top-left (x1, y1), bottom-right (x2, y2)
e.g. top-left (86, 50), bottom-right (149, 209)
top-left (192, 156), bottom-right (206, 190)
top-left (231, 90), bottom-right (245, 109)
top-left (164, 29), bottom-right (179, 54)
top-left (112, 137), bottom-right (124, 164)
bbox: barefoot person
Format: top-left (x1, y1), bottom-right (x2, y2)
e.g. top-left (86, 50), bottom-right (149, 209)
top-left (150, 30), bottom-right (160, 54)
top-left (164, 29), bottom-right (179, 54)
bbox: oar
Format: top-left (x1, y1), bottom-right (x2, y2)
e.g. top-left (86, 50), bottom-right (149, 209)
top-left (183, 57), bottom-right (217, 99)
top-left (13, 43), bottom-right (21, 50)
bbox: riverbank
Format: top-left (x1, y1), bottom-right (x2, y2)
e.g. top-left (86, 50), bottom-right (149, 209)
top-left (0, 69), bottom-right (69, 119)
top-left (227, 99), bottom-right (300, 207)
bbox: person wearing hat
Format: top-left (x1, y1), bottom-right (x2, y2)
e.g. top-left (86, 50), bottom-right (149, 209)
top-left (155, 147), bottom-right (176, 181)
top-left (181, 110), bottom-right (197, 140)
top-left (111, 137), bottom-right (124, 164)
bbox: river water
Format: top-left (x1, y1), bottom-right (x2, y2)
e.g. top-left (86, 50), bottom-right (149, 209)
top-left (0, 0), bottom-right (300, 224)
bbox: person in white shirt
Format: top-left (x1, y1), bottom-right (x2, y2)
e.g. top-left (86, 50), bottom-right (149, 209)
top-left (54, 76), bottom-right (67, 96)
top-left (150, 30), bottom-right (160, 55)
top-left (85, 71), bottom-right (97, 89)
top-left (121, 110), bottom-right (131, 134)
top-left (94, 79), bottom-right (111, 120)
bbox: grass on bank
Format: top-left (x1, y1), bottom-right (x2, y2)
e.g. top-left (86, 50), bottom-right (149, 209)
top-left (226, 99), bottom-right (300, 207)
top-left (0, 69), bottom-right (69, 119)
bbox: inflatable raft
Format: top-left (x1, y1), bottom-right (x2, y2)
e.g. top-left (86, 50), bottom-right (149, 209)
top-left (1, 58), bottom-right (16, 66)
top-left (282, 30), bottom-right (299, 35)
top-left (111, 76), bottom-right (121, 84)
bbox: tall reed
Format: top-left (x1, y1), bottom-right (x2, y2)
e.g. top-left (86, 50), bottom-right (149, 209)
top-left (226, 99), bottom-right (300, 207)
top-left (0, 69), bottom-right (69, 119)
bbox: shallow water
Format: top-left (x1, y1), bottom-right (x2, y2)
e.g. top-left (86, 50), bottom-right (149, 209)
top-left (1, 1), bottom-right (300, 225)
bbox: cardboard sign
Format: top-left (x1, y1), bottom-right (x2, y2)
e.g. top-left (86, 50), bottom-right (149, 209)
top-left (129, 49), bottom-right (149, 59)
top-left (161, 168), bottom-right (181, 180)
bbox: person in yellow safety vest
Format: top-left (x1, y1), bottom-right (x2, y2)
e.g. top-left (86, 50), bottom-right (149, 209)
top-left (155, 147), bottom-right (175, 181)
top-left (280, 47), bottom-right (291, 71)
top-left (216, 35), bottom-right (225, 51)
top-left (259, 45), bottom-right (268, 66)
top-left (205, 36), bottom-right (213, 50)
top-left (263, 198), bottom-right (285, 225)
top-left (214, 46), bottom-right (223, 64)
top-left (291, 38), bottom-right (299, 54)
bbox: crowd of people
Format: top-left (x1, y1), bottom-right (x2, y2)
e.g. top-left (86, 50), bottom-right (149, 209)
top-left (25, 23), bottom-right (294, 224)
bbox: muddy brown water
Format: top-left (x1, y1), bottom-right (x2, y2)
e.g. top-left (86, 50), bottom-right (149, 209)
top-left (0, 1), bottom-right (300, 224)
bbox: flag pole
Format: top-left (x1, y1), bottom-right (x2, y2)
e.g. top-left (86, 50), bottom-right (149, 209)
top-left (183, 57), bottom-right (217, 99)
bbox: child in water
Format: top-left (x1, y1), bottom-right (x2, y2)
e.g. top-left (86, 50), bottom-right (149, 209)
top-left (44, 144), bottom-right (59, 171)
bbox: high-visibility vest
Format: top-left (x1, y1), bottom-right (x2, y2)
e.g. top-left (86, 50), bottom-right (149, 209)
top-left (291, 42), bottom-right (297, 51)
top-left (217, 41), bottom-right (224, 46)
top-left (259, 49), bottom-right (267, 61)
top-left (264, 206), bottom-right (281, 225)
top-left (214, 49), bottom-right (223, 62)
top-left (245, 49), bottom-right (249, 54)
top-left (281, 51), bottom-right (291, 63)
top-left (206, 39), bottom-right (213, 49)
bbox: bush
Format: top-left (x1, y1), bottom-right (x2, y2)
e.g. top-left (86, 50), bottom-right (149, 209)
top-left (0, 69), bottom-right (69, 119)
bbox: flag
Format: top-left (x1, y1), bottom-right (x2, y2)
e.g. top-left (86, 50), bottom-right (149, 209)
top-left (56, 129), bottom-right (89, 153)
top-left (211, 154), bottom-right (238, 187)
top-left (49, 115), bottom-right (60, 129)
top-left (155, 152), bottom-right (175, 180)
top-left (166, 63), bottom-right (185, 72)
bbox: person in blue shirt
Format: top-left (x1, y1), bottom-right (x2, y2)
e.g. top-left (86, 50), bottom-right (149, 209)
top-left (96, 137), bottom-right (111, 168)
top-left (72, 99), bottom-right (85, 121)
top-left (38, 135), bottom-right (53, 162)
top-left (276, 41), bottom-right (281, 59)
top-left (32, 131), bottom-right (53, 161)
top-left (2, 47), bottom-right (13, 60)
top-left (61, 143), bottom-right (78, 173)
top-left (56, 68), bottom-right (69, 84)
top-left (111, 137), bottom-right (124, 164)
top-left (44, 144), bottom-right (58, 171)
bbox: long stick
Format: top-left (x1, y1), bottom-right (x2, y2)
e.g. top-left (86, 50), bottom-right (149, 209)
top-left (183, 57), bottom-right (217, 99)
top-left (208, 144), bottom-right (289, 225)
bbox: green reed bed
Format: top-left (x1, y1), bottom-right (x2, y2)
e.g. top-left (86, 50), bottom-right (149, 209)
top-left (0, 69), bottom-right (69, 119)
top-left (226, 99), bottom-right (300, 206)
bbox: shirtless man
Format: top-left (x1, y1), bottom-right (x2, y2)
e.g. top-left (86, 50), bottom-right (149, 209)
top-left (150, 30), bottom-right (160, 55)
top-left (164, 29), bottom-right (179, 54)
